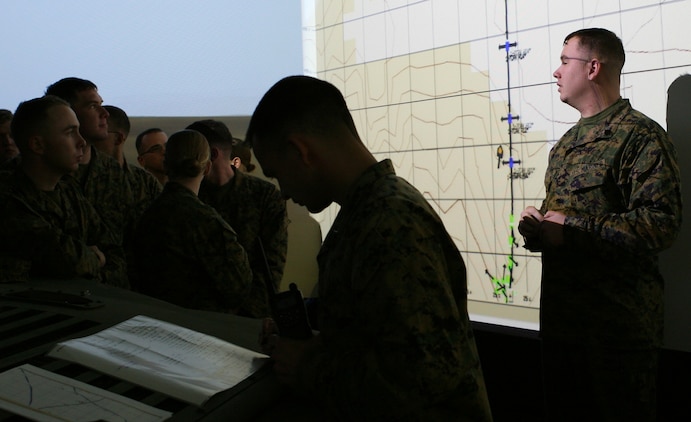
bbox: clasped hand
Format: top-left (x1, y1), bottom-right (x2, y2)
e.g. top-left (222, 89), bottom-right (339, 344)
top-left (518, 207), bottom-right (566, 250)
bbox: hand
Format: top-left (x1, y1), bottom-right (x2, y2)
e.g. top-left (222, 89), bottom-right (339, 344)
top-left (259, 318), bottom-right (279, 355)
top-left (518, 206), bottom-right (543, 251)
top-left (518, 215), bottom-right (541, 238)
top-left (518, 206), bottom-right (543, 237)
top-left (543, 210), bottom-right (566, 225)
top-left (89, 245), bottom-right (106, 268)
top-left (269, 336), bottom-right (313, 387)
top-left (520, 206), bottom-right (543, 222)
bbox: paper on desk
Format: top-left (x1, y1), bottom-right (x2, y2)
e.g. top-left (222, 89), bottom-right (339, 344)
top-left (0, 364), bottom-right (171, 421)
top-left (47, 315), bottom-right (270, 406)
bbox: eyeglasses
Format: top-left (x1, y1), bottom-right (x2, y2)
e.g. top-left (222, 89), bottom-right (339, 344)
top-left (139, 143), bottom-right (165, 157)
top-left (560, 55), bottom-right (591, 64)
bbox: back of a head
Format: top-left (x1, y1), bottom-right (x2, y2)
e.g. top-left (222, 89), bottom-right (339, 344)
top-left (0, 109), bottom-right (12, 125)
top-left (565, 28), bottom-right (625, 75)
top-left (104, 105), bottom-right (130, 135)
top-left (246, 75), bottom-right (358, 148)
top-left (185, 119), bottom-right (233, 152)
top-left (45, 77), bottom-right (97, 106)
top-left (11, 95), bottom-right (70, 154)
top-left (165, 129), bottom-right (210, 179)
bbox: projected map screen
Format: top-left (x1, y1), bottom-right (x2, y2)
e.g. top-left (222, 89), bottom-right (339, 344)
top-left (302, 0), bottom-right (691, 328)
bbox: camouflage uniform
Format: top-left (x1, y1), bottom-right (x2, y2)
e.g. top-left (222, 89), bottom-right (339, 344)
top-left (296, 160), bottom-right (492, 421)
top-left (65, 146), bottom-right (130, 244)
top-left (537, 98), bottom-right (682, 420)
top-left (0, 154), bottom-right (19, 188)
top-left (1, 150), bottom-right (159, 287)
top-left (122, 158), bottom-right (162, 207)
top-left (198, 169), bottom-right (288, 318)
top-left (133, 182), bottom-right (252, 313)
top-left (120, 158), bottom-right (162, 284)
top-left (0, 168), bottom-right (128, 285)
top-left (120, 158), bottom-right (162, 232)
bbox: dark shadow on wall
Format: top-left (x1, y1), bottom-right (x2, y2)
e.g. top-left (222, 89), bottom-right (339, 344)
top-left (659, 73), bottom-right (691, 353)
top-left (658, 73), bottom-right (691, 421)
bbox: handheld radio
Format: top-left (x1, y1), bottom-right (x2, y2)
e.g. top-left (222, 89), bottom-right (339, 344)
top-left (257, 238), bottom-right (313, 339)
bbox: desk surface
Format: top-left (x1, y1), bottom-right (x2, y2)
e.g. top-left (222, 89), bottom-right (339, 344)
top-left (0, 278), bottom-right (287, 421)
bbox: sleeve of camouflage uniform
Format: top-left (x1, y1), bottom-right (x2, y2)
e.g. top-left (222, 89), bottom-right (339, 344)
top-left (0, 193), bottom-right (103, 279)
top-left (245, 187), bottom-right (288, 318)
top-left (69, 150), bottom-right (130, 247)
top-left (259, 185), bottom-right (288, 292)
top-left (296, 207), bottom-right (487, 419)
top-left (232, 179), bottom-right (288, 318)
top-left (77, 189), bottom-right (130, 289)
top-left (560, 122), bottom-right (682, 257)
top-left (196, 211), bottom-right (253, 310)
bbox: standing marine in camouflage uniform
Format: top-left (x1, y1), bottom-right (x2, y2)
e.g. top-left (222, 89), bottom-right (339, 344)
top-left (133, 129), bottom-right (252, 313)
top-left (187, 119), bottom-right (288, 319)
top-left (519, 28), bottom-right (682, 421)
top-left (251, 76), bottom-right (493, 421)
top-left (0, 96), bottom-right (126, 284)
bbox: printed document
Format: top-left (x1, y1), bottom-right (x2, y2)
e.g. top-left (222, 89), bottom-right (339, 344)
top-left (0, 364), bottom-right (171, 421)
top-left (48, 315), bottom-right (270, 406)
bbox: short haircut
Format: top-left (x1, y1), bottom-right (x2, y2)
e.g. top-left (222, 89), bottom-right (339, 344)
top-left (0, 109), bottom-right (12, 125)
top-left (246, 75), bottom-right (359, 149)
top-left (185, 119), bottom-right (233, 154)
top-left (45, 77), bottom-right (98, 106)
top-left (564, 28), bottom-right (625, 74)
top-left (11, 95), bottom-right (70, 153)
top-left (165, 129), bottom-right (210, 179)
top-left (104, 105), bottom-right (130, 135)
top-left (135, 127), bottom-right (164, 153)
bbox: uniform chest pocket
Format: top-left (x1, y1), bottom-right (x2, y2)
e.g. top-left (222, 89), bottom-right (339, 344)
top-left (565, 163), bottom-right (618, 213)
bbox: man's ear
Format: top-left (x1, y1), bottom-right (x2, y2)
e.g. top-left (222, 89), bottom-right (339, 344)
top-left (27, 135), bottom-right (45, 155)
top-left (114, 132), bottom-right (125, 146)
top-left (210, 146), bottom-right (219, 162)
top-left (230, 157), bottom-right (242, 168)
top-left (587, 58), bottom-right (601, 80)
top-left (286, 134), bottom-right (312, 166)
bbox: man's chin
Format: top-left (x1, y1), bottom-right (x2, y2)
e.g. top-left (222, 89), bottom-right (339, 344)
top-left (304, 201), bottom-right (332, 214)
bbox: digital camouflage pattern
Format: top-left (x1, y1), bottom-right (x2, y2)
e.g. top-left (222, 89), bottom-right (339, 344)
top-left (296, 160), bottom-right (493, 421)
top-left (1, 149), bottom-right (161, 287)
top-left (538, 98), bottom-right (682, 348)
top-left (122, 159), bottom-right (162, 213)
top-left (120, 160), bottom-right (162, 234)
top-left (133, 182), bottom-right (252, 313)
top-left (65, 146), bottom-right (129, 244)
top-left (199, 169), bottom-right (288, 318)
top-left (0, 169), bottom-right (128, 286)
